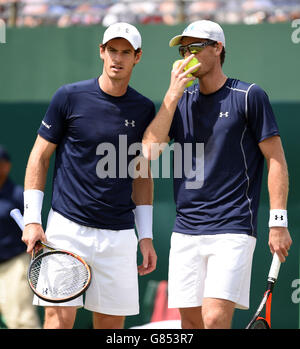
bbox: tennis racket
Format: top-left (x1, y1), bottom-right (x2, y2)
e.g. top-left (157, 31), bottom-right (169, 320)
top-left (246, 253), bottom-right (281, 329)
top-left (10, 208), bottom-right (92, 303)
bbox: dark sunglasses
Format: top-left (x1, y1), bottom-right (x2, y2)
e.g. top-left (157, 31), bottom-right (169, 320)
top-left (178, 40), bottom-right (217, 57)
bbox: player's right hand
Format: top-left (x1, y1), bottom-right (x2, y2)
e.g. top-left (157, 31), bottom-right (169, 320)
top-left (168, 54), bottom-right (201, 100)
top-left (22, 223), bottom-right (46, 254)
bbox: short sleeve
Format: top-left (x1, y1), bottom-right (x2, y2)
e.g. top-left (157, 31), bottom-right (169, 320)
top-left (38, 85), bottom-right (69, 144)
top-left (247, 84), bottom-right (280, 143)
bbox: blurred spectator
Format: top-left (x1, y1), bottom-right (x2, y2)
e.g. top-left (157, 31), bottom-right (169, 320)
top-left (0, 145), bottom-right (41, 329)
top-left (0, 0), bottom-right (18, 26)
top-left (21, 0), bottom-right (48, 16)
top-left (186, 1), bottom-right (220, 22)
top-left (0, 0), bottom-right (299, 27)
top-left (242, 0), bottom-right (273, 11)
top-left (290, 9), bottom-right (300, 20)
top-left (241, 0), bottom-right (274, 24)
top-left (101, 0), bottom-right (160, 27)
top-left (158, 0), bottom-right (181, 25)
top-left (216, 0), bottom-right (243, 23)
top-left (102, 2), bottom-right (136, 27)
top-left (17, 0), bottom-right (48, 27)
top-left (68, 3), bottom-right (102, 26)
top-left (129, 1), bottom-right (160, 25)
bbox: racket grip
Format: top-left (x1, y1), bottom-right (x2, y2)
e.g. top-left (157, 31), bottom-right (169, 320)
top-left (10, 208), bottom-right (25, 231)
top-left (268, 253), bottom-right (281, 281)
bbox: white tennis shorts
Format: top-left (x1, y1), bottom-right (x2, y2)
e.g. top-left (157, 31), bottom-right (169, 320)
top-left (168, 232), bottom-right (256, 310)
top-left (33, 209), bottom-right (139, 316)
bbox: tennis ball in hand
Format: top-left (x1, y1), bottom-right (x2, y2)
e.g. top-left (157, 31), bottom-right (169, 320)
top-left (184, 58), bottom-right (199, 87)
top-left (172, 59), bottom-right (194, 88)
top-left (185, 73), bottom-right (194, 87)
top-left (172, 59), bottom-right (184, 70)
top-left (184, 57), bottom-right (200, 73)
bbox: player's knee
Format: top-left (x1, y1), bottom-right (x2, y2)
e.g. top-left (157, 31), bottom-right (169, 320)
top-left (202, 312), bottom-right (220, 329)
top-left (44, 307), bottom-right (76, 329)
top-left (202, 309), bottom-right (231, 329)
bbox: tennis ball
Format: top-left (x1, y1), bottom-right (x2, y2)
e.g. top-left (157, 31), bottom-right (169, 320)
top-left (172, 59), bottom-right (184, 70)
top-left (172, 59), bottom-right (196, 88)
top-left (184, 57), bottom-right (200, 73)
top-left (185, 73), bottom-right (194, 88)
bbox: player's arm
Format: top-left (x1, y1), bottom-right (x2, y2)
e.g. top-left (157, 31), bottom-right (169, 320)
top-left (131, 160), bottom-right (153, 206)
top-left (132, 158), bottom-right (157, 275)
top-left (142, 55), bottom-right (200, 160)
top-left (22, 135), bottom-right (57, 253)
top-left (259, 135), bottom-right (292, 262)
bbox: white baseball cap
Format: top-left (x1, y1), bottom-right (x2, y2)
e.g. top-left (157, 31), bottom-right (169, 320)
top-left (102, 22), bottom-right (142, 50)
top-left (169, 20), bottom-right (225, 48)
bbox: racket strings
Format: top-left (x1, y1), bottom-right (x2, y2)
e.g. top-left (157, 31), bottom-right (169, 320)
top-left (249, 318), bottom-right (270, 329)
top-left (29, 252), bottom-right (89, 299)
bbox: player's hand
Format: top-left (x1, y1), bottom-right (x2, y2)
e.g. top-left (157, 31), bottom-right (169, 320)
top-left (138, 238), bottom-right (157, 276)
top-left (167, 54), bottom-right (201, 101)
top-left (268, 227), bottom-right (292, 262)
top-left (22, 223), bottom-right (46, 254)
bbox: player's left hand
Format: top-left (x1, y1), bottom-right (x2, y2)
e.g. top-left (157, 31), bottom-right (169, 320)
top-left (138, 238), bottom-right (157, 276)
top-left (268, 227), bottom-right (292, 262)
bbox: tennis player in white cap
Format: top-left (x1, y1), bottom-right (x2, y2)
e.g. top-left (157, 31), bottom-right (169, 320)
top-left (143, 20), bottom-right (291, 329)
top-left (22, 22), bottom-right (157, 329)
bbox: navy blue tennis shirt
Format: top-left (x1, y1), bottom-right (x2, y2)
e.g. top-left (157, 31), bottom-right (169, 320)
top-left (169, 78), bottom-right (279, 237)
top-left (38, 78), bottom-right (155, 230)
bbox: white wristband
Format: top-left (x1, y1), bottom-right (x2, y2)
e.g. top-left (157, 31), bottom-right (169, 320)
top-left (268, 209), bottom-right (288, 228)
top-left (23, 189), bottom-right (44, 226)
top-left (133, 205), bottom-right (153, 241)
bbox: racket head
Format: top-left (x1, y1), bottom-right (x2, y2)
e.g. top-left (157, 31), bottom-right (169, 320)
top-left (246, 289), bottom-right (271, 329)
top-left (248, 317), bottom-right (270, 329)
top-left (28, 249), bottom-right (91, 303)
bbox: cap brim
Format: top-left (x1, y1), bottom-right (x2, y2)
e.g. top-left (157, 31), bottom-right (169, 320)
top-left (169, 35), bottom-right (183, 47)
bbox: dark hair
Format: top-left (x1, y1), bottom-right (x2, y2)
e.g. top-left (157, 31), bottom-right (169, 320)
top-left (212, 41), bottom-right (225, 66)
top-left (220, 47), bottom-right (226, 66)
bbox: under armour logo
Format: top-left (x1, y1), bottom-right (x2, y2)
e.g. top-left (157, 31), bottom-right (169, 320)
top-left (42, 120), bottom-right (52, 129)
top-left (117, 26), bottom-right (129, 34)
top-left (275, 215), bottom-right (284, 220)
top-left (125, 120), bottom-right (135, 127)
top-left (219, 112), bottom-right (229, 118)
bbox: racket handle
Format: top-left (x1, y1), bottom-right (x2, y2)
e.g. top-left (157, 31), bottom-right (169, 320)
top-left (10, 208), bottom-right (25, 231)
top-left (268, 253), bottom-right (281, 281)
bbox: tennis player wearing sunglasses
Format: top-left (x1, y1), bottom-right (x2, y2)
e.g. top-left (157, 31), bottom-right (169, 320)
top-left (143, 20), bottom-right (291, 329)
top-left (178, 40), bottom-right (217, 57)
